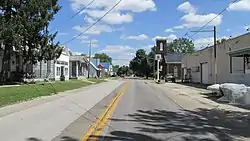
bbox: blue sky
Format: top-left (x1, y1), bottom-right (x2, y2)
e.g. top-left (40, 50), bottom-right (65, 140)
top-left (50, 0), bottom-right (250, 65)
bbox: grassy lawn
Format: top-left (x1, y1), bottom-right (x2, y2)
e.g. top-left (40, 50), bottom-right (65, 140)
top-left (87, 78), bottom-right (107, 83)
top-left (0, 80), bottom-right (104, 107)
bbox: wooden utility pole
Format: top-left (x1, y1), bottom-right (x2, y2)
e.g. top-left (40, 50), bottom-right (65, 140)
top-left (213, 26), bottom-right (217, 83)
top-left (88, 40), bottom-right (92, 78)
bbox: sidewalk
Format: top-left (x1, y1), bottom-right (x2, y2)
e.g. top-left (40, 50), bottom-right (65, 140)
top-left (151, 82), bottom-right (250, 141)
top-left (160, 82), bottom-right (250, 112)
top-left (0, 80), bottom-right (124, 141)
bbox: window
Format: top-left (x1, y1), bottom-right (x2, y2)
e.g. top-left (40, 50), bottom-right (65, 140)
top-left (65, 68), bottom-right (68, 76)
top-left (56, 67), bottom-right (61, 76)
top-left (160, 43), bottom-right (163, 51)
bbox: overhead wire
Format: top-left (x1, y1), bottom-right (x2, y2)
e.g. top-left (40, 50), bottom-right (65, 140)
top-left (182, 0), bottom-right (239, 40)
top-left (63, 0), bottom-right (123, 45)
top-left (49, 0), bottom-right (97, 32)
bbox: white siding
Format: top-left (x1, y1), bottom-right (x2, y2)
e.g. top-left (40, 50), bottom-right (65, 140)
top-left (54, 53), bottom-right (69, 80)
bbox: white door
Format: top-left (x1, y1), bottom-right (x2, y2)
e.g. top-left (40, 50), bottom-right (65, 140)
top-left (201, 63), bottom-right (209, 84)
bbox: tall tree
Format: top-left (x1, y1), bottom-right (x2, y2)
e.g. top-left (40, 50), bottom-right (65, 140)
top-left (129, 49), bottom-right (151, 78)
top-left (167, 38), bottom-right (195, 53)
top-left (0, 0), bottom-right (62, 82)
top-left (0, 0), bottom-right (24, 81)
top-left (94, 53), bottom-right (112, 63)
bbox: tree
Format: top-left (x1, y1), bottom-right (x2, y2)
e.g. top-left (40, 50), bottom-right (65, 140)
top-left (117, 65), bottom-right (131, 76)
top-left (0, 0), bottom-right (62, 82)
top-left (168, 38), bottom-right (195, 53)
top-left (113, 65), bottom-right (119, 73)
top-left (148, 46), bottom-right (156, 73)
top-left (129, 49), bottom-right (151, 78)
top-left (94, 53), bottom-right (112, 63)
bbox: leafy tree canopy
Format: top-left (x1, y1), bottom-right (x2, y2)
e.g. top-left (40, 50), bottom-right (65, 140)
top-left (167, 38), bottom-right (195, 53)
top-left (94, 53), bottom-right (112, 63)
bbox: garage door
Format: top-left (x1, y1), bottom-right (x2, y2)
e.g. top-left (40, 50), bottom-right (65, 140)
top-left (201, 63), bottom-right (209, 84)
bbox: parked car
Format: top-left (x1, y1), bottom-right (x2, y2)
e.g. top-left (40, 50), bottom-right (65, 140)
top-left (165, 74), bottom-right (176, 83)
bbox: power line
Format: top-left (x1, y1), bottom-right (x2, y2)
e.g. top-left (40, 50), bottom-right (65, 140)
top-left (63, 0), bottom-right (123, 45)
top-left (182, 0), bottom-right (239, 40)
top-left (68, 0), bottom-right (97, 20)
top-left (50, 0), bottom-right (97, 32)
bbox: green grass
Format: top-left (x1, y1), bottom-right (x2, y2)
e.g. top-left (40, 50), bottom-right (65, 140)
top-left (0, 80), bottom-right (102, 107)
top-left (87, 78), bottom-right (107, 83)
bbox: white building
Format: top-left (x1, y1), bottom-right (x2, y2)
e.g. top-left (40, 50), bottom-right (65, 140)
top-left (33, 47), bottom-right (70, 81)
top-left (182, 32), bottom-right (250, 85)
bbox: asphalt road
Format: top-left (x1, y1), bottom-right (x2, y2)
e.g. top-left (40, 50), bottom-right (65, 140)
top-left (1, 79), bottom-right (247, 141)
top-left (53, 79), bottom-right (236, 141)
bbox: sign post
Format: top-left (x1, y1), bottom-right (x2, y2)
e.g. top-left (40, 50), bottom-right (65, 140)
top-left (155, 54), bottom-right (162, 82)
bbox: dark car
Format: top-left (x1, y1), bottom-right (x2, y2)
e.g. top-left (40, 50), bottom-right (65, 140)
top-left (165, 74), bottom-right (176, 83)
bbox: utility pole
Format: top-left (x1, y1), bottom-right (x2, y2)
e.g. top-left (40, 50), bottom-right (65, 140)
top-left (191, 26), bottom-right (217, 84)
top-left (88, 39), bottom-right (92, 79)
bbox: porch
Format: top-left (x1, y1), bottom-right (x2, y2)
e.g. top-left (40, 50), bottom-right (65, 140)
top-left (228, 47), bottom-right (250, 86)
top-left (69, 56), bottom-right (88, 79)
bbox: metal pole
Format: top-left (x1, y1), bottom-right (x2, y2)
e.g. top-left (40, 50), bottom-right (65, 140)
top-left (214, 26), bottom-right (217, 84)
top-left (88, 40), bottom-right (91, 78)
top-left (157, 59), bottom-right (160, 82)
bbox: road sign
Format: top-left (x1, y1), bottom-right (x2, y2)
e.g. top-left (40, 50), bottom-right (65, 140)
top-left (155, 54), bottom-right (162, 60)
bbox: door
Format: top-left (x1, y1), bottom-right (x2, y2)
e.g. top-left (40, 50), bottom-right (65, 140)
top-left (201, 63), bottom-right (209, 84)
top-left (61, 66), bottom-right (64, 76)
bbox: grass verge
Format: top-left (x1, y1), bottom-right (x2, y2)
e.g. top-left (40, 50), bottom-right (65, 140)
top-left (87, 78), bottom-right (107, 83)
top-left (0, 80), bottom-right (104, 107)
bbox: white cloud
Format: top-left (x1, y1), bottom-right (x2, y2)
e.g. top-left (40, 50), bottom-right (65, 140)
top-left (152, 34), bottom-right (177, 42)
top-left (165, 28), bottom-right (175, 33)
top-left (70, 0), bottom-right (156, 25)
top-left (177, 2), bottom-right (196, 13)
top-left (70, 0), bottom-right (156, 13)
top-left (102, 45), bottom-right (134, 53)
top-left (58, 32), bottom-right (68, 36)
top-left (83, 10), bottom-right (133, 25)
top-left (112, 26), bottom-right (125, 31)
top-left (181, 13), bottom-right (223, 28)
top-left (81, 39), bottom-right (99, 47)
top-left (77, 35), bottom-right (89, 40)
top-left (73, 24), bottom-right (112, 35)
top-left (173, 25), bottom-right (184, 29)
top-left (112, 52), bottom-right (135, 66)
top-left (194, 36), bottom-right (230, 50)
top-left (121, 34), bottom-right (148, 40)
top-left (178, 2), bottom-right (223, 28)
top-left (228, 0), bottom-right (250, 11)
top-left (140, 44), bottom-right (154, 53)
top-left (226, 29), bottom-right (231, 32)
top-left (244, 25), bottom-right (250, 30)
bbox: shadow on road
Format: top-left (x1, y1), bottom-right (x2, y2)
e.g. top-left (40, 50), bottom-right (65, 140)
top-left (90, 108), bottom-right (250, 141)
top-left (27, 108), bottom-right (250, 141)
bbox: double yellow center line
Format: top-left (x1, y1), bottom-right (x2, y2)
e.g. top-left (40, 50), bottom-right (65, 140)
top-left (82, 82), bottom-right (129, 141)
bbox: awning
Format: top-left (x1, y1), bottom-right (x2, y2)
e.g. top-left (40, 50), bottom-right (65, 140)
top-left (228, 47), bottom-right (250, 57)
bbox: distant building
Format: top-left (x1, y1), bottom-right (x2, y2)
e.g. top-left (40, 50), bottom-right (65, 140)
top-left (154, 39), bottom-right (183, 79)
top-left (164, 53), bottom-right (184, 79)
top-left (69, 55), bottom-right (100, 79)
top-left (99, 62), bottom-right (113, 76)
